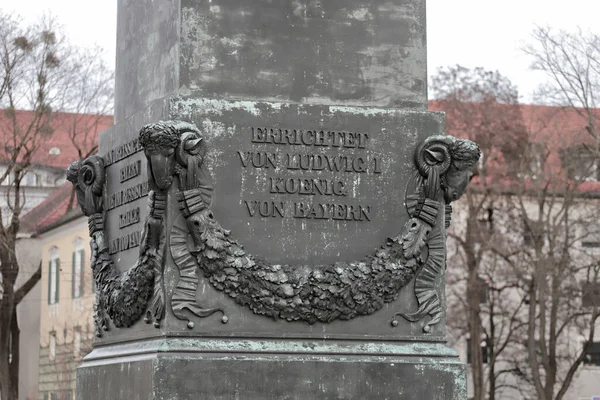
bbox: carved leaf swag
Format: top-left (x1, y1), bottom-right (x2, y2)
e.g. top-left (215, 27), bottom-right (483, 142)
top-left (67, 121), bottom-right (480, 336)
top-left (67, 158), bottom-right (167, 337)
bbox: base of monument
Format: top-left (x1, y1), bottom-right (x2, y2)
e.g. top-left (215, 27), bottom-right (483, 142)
top-left (77, 338), bottom-right (466, 400)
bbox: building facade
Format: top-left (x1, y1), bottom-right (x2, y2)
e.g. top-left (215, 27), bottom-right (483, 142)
top-left (36, 215), bottom-right (94, 400)
top-left (0, 110), bottom-right (111, 400)
top-left (435, 98), bottom-right (600, 400)
top-left (447, 196), bottom-right (600, 400)
top-left (0, 165), bottom-right (67, 227)
top-left (13, 237), bottom-right (43, 400)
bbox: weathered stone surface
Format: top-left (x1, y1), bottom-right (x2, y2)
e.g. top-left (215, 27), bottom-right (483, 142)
top-left (91, 100), bottom-right (451, 344)
top-left (115, 0), bottom-right (427, 122)
top-left (76, 0), bottom-right (470, 398)
top-left (98, 100), bottom-right (169, 274)
top-left (78, 339), bottom-right (466, 400)
top-left (170, 99), bottom-right (442, 265)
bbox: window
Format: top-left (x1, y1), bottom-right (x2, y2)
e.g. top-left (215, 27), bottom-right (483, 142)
top-left (54, 176), bottom-right (66, 187)
top-left (582, 225), bottom-right (600, 249)
top-left (23, 171), bottom-right (39, 186)
top-left (0, 168), bottom-right (6, 186)
top-left (44, 173), bottom-right (54, 185)
top-left (479, 279), bottom-right (490, 304)
top-left (74, 327), bottom-right (82, 357)
top-left (49, 332), bottom-right (56, 361)
top-left (48, 248), bottom-right (60, 305)
top-left (583, 342), bottom-right (600, 366)
top-left (8, 332), bottom-right (12, 364)
top-left (523, 220), bottom-right (544, 247)
top-left (2, 172), bottom-right (14, 186)
top-left (466, 338), bottom-right (489, 364)
top-left (582, 282), bottom-right (600, 308)
top-left (560, 145), bottom-right (599, 181)
top-left (582, 241), bottom-right (600, 248)
top-left (476, 207), bottom-right (494, 239)
top-left (478, 277), bottom-right (489, 304)
top-left (72, 239), bottom-right (84, 299)
top-left (527, 142), bottom-right (546, 178)
top-left (521, 276), bottom-right (536, 305)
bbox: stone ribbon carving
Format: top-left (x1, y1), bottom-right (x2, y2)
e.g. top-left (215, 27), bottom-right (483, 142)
top-left (68, 121), bottom-right (479, 335)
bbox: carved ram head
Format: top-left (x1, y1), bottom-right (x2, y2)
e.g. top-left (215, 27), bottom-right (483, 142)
top-left (138, 121), bottom-right (206, 191)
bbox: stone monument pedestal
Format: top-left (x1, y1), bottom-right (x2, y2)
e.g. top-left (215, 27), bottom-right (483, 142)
top-left (78, 339), bottom-right (464, 399)
top-left (71, 1), bottom-right (476, 399)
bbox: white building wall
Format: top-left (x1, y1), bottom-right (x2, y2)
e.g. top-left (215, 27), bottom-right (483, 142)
top-left (447, 196), bottom-right (600, 400)
top-left (15, 238), bottom-right (43, 400)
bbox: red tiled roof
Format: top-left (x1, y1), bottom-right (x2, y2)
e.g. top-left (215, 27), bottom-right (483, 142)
top-left (7, 109), bottom-right (112, 234)
top-left (429, 100), bottom-right (600, 195)
top-left (4, 109), bottom-right (111, 234)
top-left (0, 110), bottom-right (113, 169)
top-left (429, 100), bottom-right (598, 145)
top-left (19, 183), bottom-right (80, 234)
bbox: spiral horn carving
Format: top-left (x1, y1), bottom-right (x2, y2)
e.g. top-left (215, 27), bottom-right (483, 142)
top-left (66, 155), bottom-right (105, 216)
top-left (414, 135), bottom-right (453, 178)
top-left (175, 123), bottom-right (203, 168)
top-left (79, 156), bottom-right (105, 196)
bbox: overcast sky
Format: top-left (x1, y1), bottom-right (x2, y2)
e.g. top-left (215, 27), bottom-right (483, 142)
top-left (4, 0), bottom-right (599, 104)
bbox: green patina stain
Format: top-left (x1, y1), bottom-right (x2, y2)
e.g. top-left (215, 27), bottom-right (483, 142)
top-left (172, 97), bottom-right (282, 117)
top-left (88, 338), bottom-right (464, 362)
top-left (170, 96), bottom-right (444, 122)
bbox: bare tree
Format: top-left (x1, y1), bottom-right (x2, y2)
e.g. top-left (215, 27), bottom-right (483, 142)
top-left (56, 46), bottom-right (114, 211)
top-left (525, 27), bottom-right (600, 144)
top-left (55, 44), bottom-right (113, 160)
top-left (491, 116), bottom-right (600, 400)
top-left (435, 64), bottom-right (600, 400)
top-left (0, 12), bottom-right (112, 400)
top-left (431, 65), bottom-right (530, 400)
top-left (524, 27), bottom-right (600, 186)
top-left (507, 26), bottom-right (600, 400)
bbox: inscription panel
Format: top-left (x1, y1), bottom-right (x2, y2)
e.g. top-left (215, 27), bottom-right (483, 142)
top-left (173, 99), bottom-right (444, 266)
top-left (93, 99), bottom-right (449, 340)
top-left (238, 128), bottom-right (380, 223)
top-left (100, 130), bottom-right (150, 270)
top-left (119, 207), bottom-right (141, 229)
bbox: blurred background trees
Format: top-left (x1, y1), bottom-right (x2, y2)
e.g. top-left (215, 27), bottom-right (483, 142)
top-left (436, 26), bottom-right (600, 400)
top-left (0, 11), bottom-right (112, 400)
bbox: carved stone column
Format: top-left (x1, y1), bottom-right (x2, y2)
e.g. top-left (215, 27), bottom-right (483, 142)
top-left (72, 1), bottom-right (478, 399)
